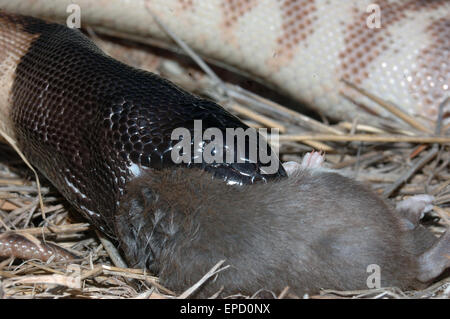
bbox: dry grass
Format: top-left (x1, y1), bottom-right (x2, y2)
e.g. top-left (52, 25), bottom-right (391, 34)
top-left (0, 28), bottom-right (449, 300)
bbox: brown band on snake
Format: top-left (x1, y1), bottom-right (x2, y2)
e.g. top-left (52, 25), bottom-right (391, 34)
top-left (411, 17), bottom-right (449, 119)
top-left (339, 0), bottom-right (449, 85)
top-left (178, 0), bottom-right (195, 12)
top-left (265, 0), bottom-right (318, 70)
top-left (0, 11), bottom-right (286, 238)
top-left (0, 12), bottom-right (39, 138)
top-left (221, 0), bottom-right (259, 29)
top-left (274, 0), bottom-right (318, 66)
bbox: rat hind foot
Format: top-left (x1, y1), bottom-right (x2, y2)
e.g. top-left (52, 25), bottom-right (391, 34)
top-left (283, 152), bottom-right (325, 177)
top-left (301, 151), bottom-right (324, 169)
top-left (282, 161), bottom-right (302, 176)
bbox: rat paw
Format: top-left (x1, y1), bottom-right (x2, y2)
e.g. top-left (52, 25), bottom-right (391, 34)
top-left (283, 161), bottom-right (302, 176)
top-left (301, 151), bottom-right (325, 169)
top-left (283, 152), bottom-right (326, 176)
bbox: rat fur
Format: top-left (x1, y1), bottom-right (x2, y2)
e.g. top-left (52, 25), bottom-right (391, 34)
top-left (114, 166), bottom-right (448, 297)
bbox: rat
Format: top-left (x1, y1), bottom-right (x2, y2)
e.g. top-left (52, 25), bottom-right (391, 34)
top-left (114, 152), bottom-right (450, 297)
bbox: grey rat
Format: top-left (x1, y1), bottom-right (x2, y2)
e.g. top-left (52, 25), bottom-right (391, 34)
top-left (115, 154), bottom-right (449, 297)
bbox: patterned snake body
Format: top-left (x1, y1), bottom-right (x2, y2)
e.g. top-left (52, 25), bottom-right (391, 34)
top-left (1, 0), bottom-right (448, 123)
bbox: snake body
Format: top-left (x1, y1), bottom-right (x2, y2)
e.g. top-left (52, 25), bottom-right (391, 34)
top-left (0, 12), bottom-right (285, 237)
top-left (1, 0), bottom-right (448, 124)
